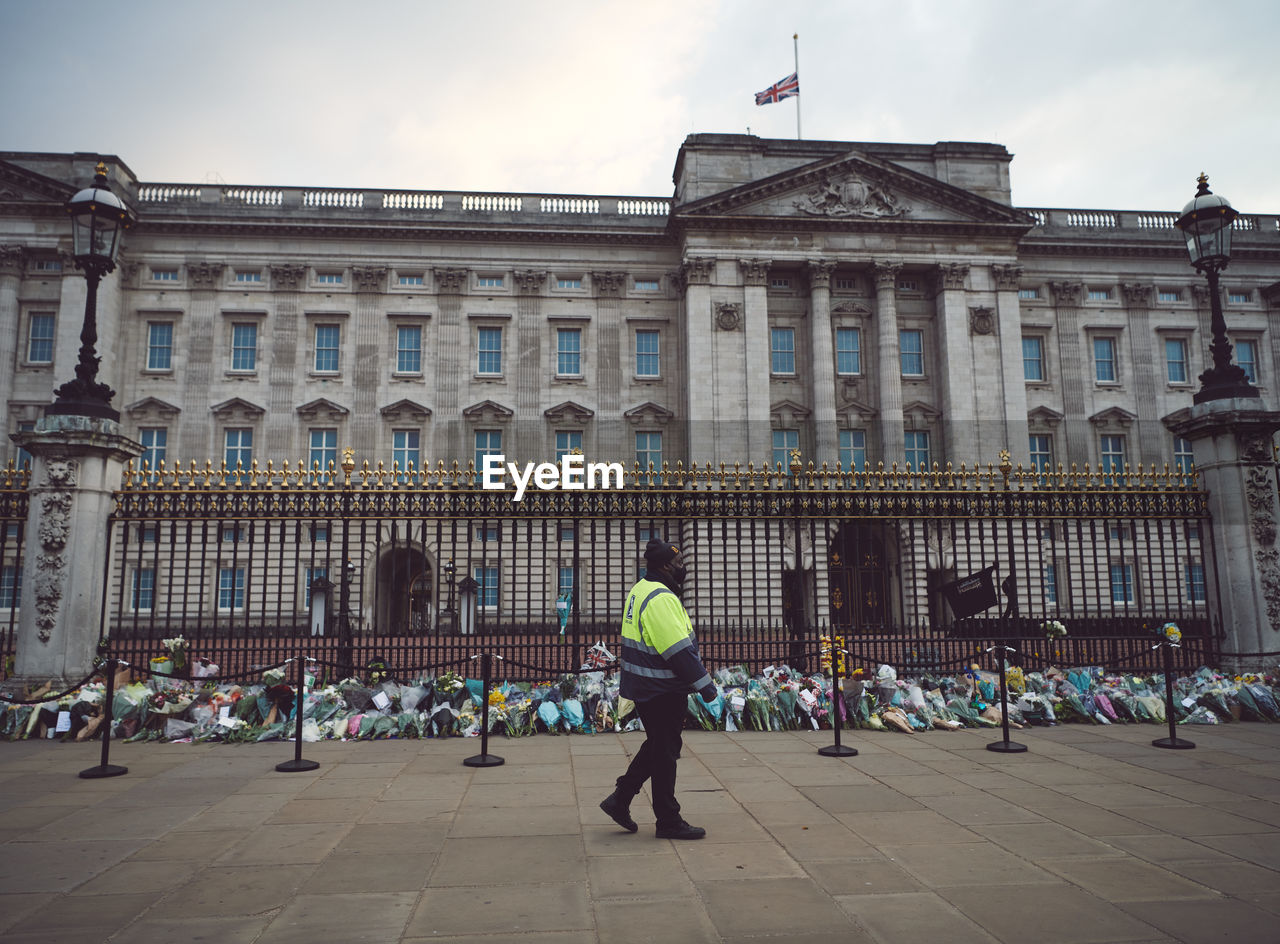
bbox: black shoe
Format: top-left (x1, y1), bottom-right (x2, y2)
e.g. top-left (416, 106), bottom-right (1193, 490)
top-left (600, 793), bottom-right (637, 833)
top-left (655, 819), bottom-right (706, 840)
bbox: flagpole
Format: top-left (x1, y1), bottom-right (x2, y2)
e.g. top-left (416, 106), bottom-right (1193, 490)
top-left (793, 32), bottom-right (801, 140)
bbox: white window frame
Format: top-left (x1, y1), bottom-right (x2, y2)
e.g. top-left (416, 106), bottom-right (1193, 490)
top-left (313, 323), bottom-right (341, 374)
top-left (146, 321), bottom-right (174, 371)
top-left (556, 327), bottom-right (583, 378)
top-left (635, 329), bottom-right (660, 378)
top-left (477, 326), bottom-right (503, 376)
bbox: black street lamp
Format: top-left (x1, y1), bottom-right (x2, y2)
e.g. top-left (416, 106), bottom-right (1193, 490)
top-left (48, 162), bottom-right (136, 421)
top-left (1174, 174), bottom-right (1259, 404)
top-left (443, 558), bottom-right (456, 614)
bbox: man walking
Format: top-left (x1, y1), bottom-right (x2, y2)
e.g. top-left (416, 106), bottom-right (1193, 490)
top-left (600, 537), bottom-right (716, 840)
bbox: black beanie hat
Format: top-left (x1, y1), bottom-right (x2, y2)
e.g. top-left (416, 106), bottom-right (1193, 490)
top-left (644, 537), bottom-right (679, 567)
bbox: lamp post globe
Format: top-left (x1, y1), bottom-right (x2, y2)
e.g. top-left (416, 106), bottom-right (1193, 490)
top-left (1174, 174), bottom-right (1258, 404)
top-left (47, 162), bottom-right (137, 421)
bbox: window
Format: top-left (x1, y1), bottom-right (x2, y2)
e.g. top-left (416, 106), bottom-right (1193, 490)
top-left (132, 569), bottom-right (155, 612)
top-left (772, 429), bottom-right (798, 469)
top-left (839, 429), bottom-right (866, 471)
top-left (235, 271), bottom-right (261, 283)
top-left (635, 329), bottom-right (660, 377)
top-left (224, 428), bottom-right (253, 469)
top-left (556, 278), bottom-right (581, 290)
top-left (558, 565), bottom-right (575, 599)
top-left (1022, 336), bottom-right (1044, 381)
top-left (1087, 288), bottom-right (1111, 301)
top-left (1166, 338), bottom-right (1188, 384)
top-left (555, 430), bottom-right (582, 461)
top-left (896, 279), bottom-right (919, 292)
top-left (900, 329), bottom-right (924, 377)
top-left (1110, 563), bottom-right (1135, 604)
top-left (27, 313), bottom-right (55, 364)
top-left (904, 430), bottom-right (931, 470)
top-left (1174, 436), bottom-right (1194, 473)
top-left (1108, 523), bottom-right (1131, 542)
top-left (770, 327), bottom-right (796, 374)
top-left (311, 523), bottom-right (329, 543)
top-left (634, 279), bottom-right (659, 291)
top-left (1043, 563), bottom-right (1058, 605)
top-left (309, 428), bottom-right (338, 472)
top-left (1018, 288), bottom-right (1040, 300)
top-left (1228, 291), bottom-right (1251, 304)
top-left (396, 325), bottom-right (422, 373)
top-left (477, 327), bottom-right (503, 375)
top-left (477, 276), bottom-right (504, 288)
top-left (1029, 434), bottom-right (1053, 473)
top-left (13, 421), bottom-right (34, 470)
top-left (1158, 290), bottom-right (1181, 303)
top-left (1100, 435), bottom-right (1125, 474)
top-left (139, 523), bottom-right (158, 542)
top-left (770, 277), bottom-right (791, 289)
top-left (147, 322), bottom-right (173, 370)
top-left (32, 259), bottom-right (61, 272)
top-left (475, 429), bottom-right (501, 470)
top-left (833, 278), bottom-right (857, 291)
top-left (0, 565), bottom-right (19, 609)
top-left (1186, 562), bottom-right (1206, 603)
top-left (1235, 338), bottom-right (1258, 384)
top-left (392, 429), bottom-right (419, 479)
top-left (560, 524), bottom-right (576, 542)
top-left (139, 427), bottom-right (167, 477)
top-left (222, 524), bottom-right (245, 543)
top-left (231, 323), bottom-right (257, 371)
top-left (314, 324), bottom-right (340, 373)
top-left (152, 268), bottom-right (178, 281)
top-left (218, 567), bottom-right (246, 612)
top-left (303, 566), bottom-right (327, 610)
top-left (1185, 522), bottom-right (1201, 542)
top-left (836, 327), bottom-right (861, 375)
top-left (397, 274), bottom-right (424, 286)
top-left (636, 431), bottom-right (662, 471)
top-left (316, 272), bottom-right (343, 285)
top-left (1093, 336), bottom-right (1117, 383)
top-left (474, 525), bottom-right (499, 542)
top-left (474, 566), bottom-right (499, 608)
top-left (556, 328), bottom-right (582, 376)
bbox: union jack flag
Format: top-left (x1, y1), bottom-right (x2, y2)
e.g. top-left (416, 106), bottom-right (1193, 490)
top-left (755, 72), bottom-right (799, 106)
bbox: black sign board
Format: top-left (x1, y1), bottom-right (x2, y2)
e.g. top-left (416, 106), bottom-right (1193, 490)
top-left (941, 566), bottom-right (999, 620)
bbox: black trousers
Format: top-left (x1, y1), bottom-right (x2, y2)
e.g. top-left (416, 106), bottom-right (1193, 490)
top-left (615, 691), bottom-right (687, 828)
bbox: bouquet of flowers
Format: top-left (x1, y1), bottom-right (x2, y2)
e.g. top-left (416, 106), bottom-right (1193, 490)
top-left (161, 635), bottom-right (188, 670)
top-left (1159, 622), bottom-right (1182, 644)
top-left (1040, 619), bottom-right (1067, 640)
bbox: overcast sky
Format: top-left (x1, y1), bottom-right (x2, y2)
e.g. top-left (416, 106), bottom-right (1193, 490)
top-left (2, 0), bottom-right (1277, 212)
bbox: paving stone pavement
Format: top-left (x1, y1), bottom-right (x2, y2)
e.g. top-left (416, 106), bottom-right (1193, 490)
top-left (1, 722), bottom-right (1278, 943)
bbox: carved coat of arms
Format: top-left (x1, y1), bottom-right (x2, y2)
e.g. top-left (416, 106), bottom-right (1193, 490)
top-left (794, 174), bottom-right (908, 219)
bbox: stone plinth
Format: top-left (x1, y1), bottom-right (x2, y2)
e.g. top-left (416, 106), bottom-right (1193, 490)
top-left (1165, 399), bottom-right (1280, 674)
top-left (7, 414), bottom-right (142, 689)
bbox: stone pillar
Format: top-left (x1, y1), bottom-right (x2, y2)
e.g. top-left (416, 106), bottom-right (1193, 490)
top-left (739, 259), bottom-right (772, 464)
top-left (514, 269), bottom-right (546, 462)
top-left (179, 262), bottom-right (225, 460)
top-left (267, 263), bottom-right (305, 460)
top-left (1165, 402), bottom-right (1280, 673)
top-left (680, 257), bottom-right (715, 460)
top-left (1123, 283), bottom-right (1164, 462)
top-left (351, 266), bottom-right (388, 458)
top-left (992, 264), bottom-right (1030, 465)
top-left (0, 246), bottom-right (26, 450)
top-left (872, 262), bottom-right (905, 463)
top-left (591, 271), bottom-right (624, 462)
top-left (1050, 280), bottom-right (1088, 460)
top-left (8, 415), bottom-right (142, 686)
top-left (806, 259), bottom-right (838, 466)
top-left (433, 267), bottom-right (468, 461)
top-left (935, 263), bottom-right (973, 464)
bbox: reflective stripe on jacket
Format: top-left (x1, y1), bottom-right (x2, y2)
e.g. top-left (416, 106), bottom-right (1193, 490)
top-left (619, 577), bottom-right (712, 701)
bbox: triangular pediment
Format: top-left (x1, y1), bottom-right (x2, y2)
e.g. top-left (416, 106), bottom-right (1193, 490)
top-left (837, 399), bottom-right (878, 422)
top-left (831, 300), bottom-right (873, 317)
top-left (675, 150), bottom-right (1031, 230)
top-left (0, 159), bottom-right (77, 205)
top-left (544, 400), bottom-right (595, 423)
top-left (904, 400), bottom-right (942, 420)
top-left (124, 396), bottom-right (181, 420)
top-left (462, 399), bottom-right (514, 421)
top-left (1028, 406), bottom-right (1065, 427)
top-left (296, 397), bottom-right (349, 422)
top-left (770, 399), bottom-right (811, 424)
top-left (379, 398), bottom-right (431, 422)
top-left (1089, 406), bottom-right (1137, 428)
top-left (623, 401), bottom-right (675, 426)
top-left (210, 397), bottom-right (265, 420)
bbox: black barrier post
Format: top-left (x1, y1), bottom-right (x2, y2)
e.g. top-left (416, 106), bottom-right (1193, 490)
top-left (986, 645), bottom-right (1027, 754)
top-left (818, 643), bottom-right (856, 758)
top-left (277, 656), bottom-right (320, 772)
top-left (1152, 642), bottom-right (1195, 750)
top-left (81, 658), bottom-right (128, 779)
top-left (463, 652), bottom-right (504, 768)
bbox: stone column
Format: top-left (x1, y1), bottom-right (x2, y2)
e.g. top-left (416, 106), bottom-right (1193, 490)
top-left (992, 264), bottom-right (1030, 465)
top-left (739, 259), bottom-right (772, 463)
top-left (0, 247), bottom-right (26, 450)
top-left (1165, 402), bottom-right (1280, 673)
top-left (872, 262), bottom-right (905, 463)
top-left (1049, 280), bottom-right (1088, 460)
top-left (1123, 283), bottom-right (1164, 463)
top-left (433, 267), bottom-right (468, 461)
top-left (514, 269), bottom-right (546, 462)
top-left (179, 262), bottom-right (224, 460)
top-left (806, 259), bottom-right (838, 466)
top-left (591, 271), bottom-right (624, 462)
top-left (351, 266), bottom-right (388, 458)
top-left (935, 263), bottom-right (973, 464)
top-left (8, 415), bottom-right (142, 686)
top-left (267, 263), bottom-right (304, 460)
top-left (681, 257), bottom-right (715, 460)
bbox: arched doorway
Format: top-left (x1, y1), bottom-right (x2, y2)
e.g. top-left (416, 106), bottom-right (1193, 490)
top-left (376, 547), bottom-right (432, 634)
top-left (827, 523), bottom-right (890, 631)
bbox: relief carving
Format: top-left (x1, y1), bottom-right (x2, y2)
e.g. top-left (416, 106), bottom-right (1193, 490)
top-left (434, 268), bottom-right (469, 294)
top-left (738, 258), bottom-right (771, 287)
top-left (793, 173), bottom-right (907, 219)
top-left (806, 259), bottom-right (836, 291)
top-left (1121, 282), bottom-right (1153, 308)
top-left (940, 263), bottom-right (969, 291)
top-left (270, 263), bottom-right (306, 290)
top-left (682, 257), bottom-right (715, 286)
top-left (991, 263), bottom-right (1023, 292)
top-left (969, 306), bottom-right (996, 336)
top-left (32, 462), bottom-right (77, 644)
top-left (513, 269), bottom-right (546, 294)
top-left (0, 245), bottom-right (28, 278)
top-left (591, 271), bottom-right (625, 298)
top-left (1256, 546), bottom-right (1280, 630)
top-left (871, 262), bottom-right (902, 291)
top-left (33, 555), bottom-right (64, 643)
top-left (715, 303), bottom-right (742, 331)
top-left (352, 266), bottom-right (388, 292)
top-left (1049, 280), bottom-right (1084, 307)
top-left (187, 261), bottom-right (224, 288)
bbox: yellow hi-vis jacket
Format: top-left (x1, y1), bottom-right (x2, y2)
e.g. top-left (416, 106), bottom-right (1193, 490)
top-left (619, 577), bottom-right (714, 702)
